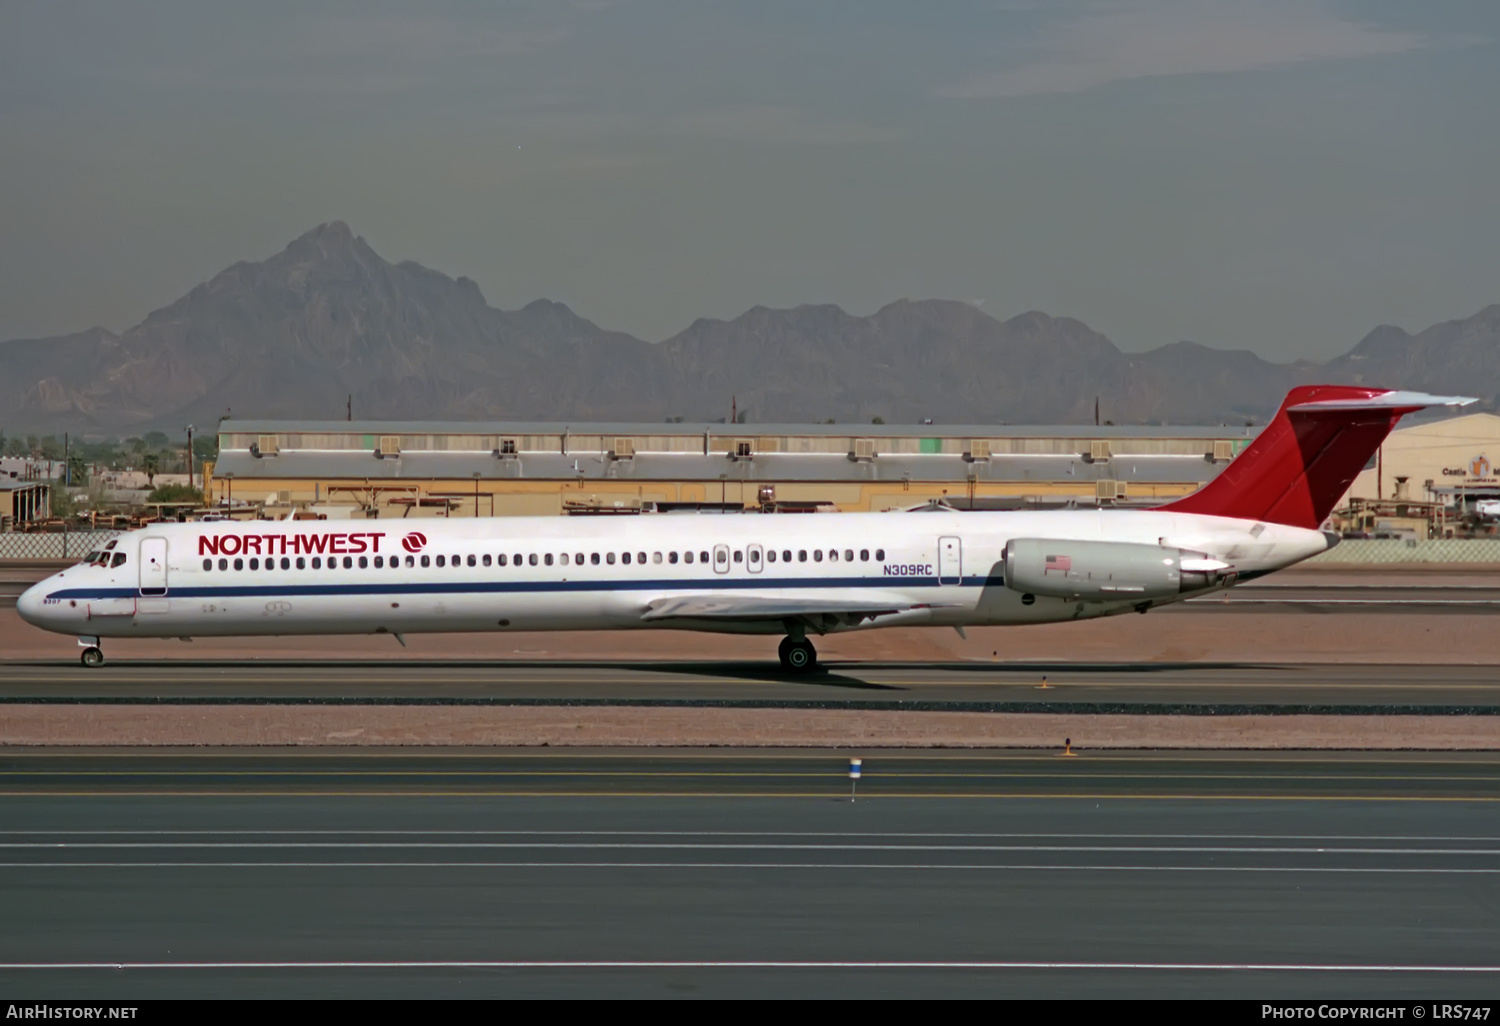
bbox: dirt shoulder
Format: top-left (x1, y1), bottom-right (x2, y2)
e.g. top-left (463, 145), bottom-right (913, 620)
top-left (1, 704), bottom-right (1494, 749)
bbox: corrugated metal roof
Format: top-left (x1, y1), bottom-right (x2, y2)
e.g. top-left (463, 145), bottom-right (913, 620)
top-left (219, 418), bottom-right (1256, 441)
top-left (212, 449), bottom-right (1221, 485)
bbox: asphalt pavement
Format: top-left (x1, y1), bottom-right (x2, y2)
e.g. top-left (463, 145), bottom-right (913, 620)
top-left (0, 749), bottom-right (1496, 998)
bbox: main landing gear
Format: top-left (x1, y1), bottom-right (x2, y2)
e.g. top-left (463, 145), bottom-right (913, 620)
top-left (778, 635), bottom-right (818, 674)
top-left (80, 647), bottom-right (104, 668)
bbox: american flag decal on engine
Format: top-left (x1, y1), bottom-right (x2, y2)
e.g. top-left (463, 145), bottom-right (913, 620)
top-left (1045, 554), bottom-right (1072, 573)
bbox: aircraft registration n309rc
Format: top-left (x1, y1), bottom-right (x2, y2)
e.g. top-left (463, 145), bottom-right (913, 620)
top-left (17, 386), bottom-right (1474, 672)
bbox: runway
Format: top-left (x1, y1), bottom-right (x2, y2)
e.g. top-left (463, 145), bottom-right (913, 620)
top-left (2, 658), bottom-right (1498, 711)
top-left (1, 750), bottom-right (1497, 997)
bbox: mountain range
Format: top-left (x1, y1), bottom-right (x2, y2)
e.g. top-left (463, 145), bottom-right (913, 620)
top-left (2, 221), bottom-right (1496, 434)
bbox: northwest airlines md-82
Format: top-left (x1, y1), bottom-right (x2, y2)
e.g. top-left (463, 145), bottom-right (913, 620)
top-left (17, 386), bottom-right (1471, 672)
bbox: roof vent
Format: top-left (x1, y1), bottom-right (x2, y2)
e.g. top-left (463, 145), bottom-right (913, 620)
top-left (1211, 440), bottom-right (1236, 462)
top-left (731, 439), bottom-right (753, 461)
top-left (965, 439), bottom-right (991, 462)
top-left (495, 438), bottom-right (519, 459)
top-left (375, 435), bottom-right (401, 459)
top-left (611, 437), bottom-right (635, 460)
top-left (1088, 440), bottom-right (1111, 463)
top-left (851, 439), bottom-right (877, 462)
top-left (251, 435), bottom-right (279, 459)
top-left (1096, 479), bottom-right (1125, 501)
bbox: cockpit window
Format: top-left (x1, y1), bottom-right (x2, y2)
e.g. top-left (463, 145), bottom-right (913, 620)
top-left (111, 553), bottom-right (127, 568)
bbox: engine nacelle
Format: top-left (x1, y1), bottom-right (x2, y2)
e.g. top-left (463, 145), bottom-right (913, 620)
top-left (1003, 538), bottom-right (1231, 602)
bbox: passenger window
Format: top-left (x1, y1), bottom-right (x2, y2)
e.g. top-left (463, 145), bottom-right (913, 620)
top-left (813, 550), bottom-right (823, 562)
top-left (716, 550), bottom-right (728, 565)
top-left (468, 554), bottom-right (477, 567)
top-left (498, 554), bottom-right (507, 566)
top-left (266, 560), bottom-right (274, 572)
top-left (829, 550), bottom-right (839, 561)
top-left (575, 553), bottom-right (584, 564)
top-left (733, 551), bottom-right (742, 562)
top-left (373, 556), bottom-right (382, 569)
top-left (297, 557), bottom-right (306, 570)
top-left (684, 552), bottom-right (693, 564)
top-left (669, 552), bottom-right (678, 564)
top-left (700, 551), bottom-right (709, 563)
top-left (312, 557), bottom-right (322, 569)
top-left (219, 558), bottom-right (228, 570)
top-left (798, 550), bottom-right (807, 562)
top-left (436, 555), bottom-right (446, 568)
top-left (783, 550), bottom-right (792, 562)
top-left (653, 552), bottom-right (663, 564)
top-left (545, 553), bottom-right (554, 566)
top-left (876, 548), bottom-right (885, 561)
top-left (766, 550), bottom-right (776, 563)
top-left (202, 559), bottom-right (211, 571)
top-left (750, 549), bottom-right (760, 564)
top-left (249, 558), bottom-right (260, 570)
top-left (483, 554), bottom-right (492, 567)
top-left (559, 553), bottom-right (569, 566)
top-left (844, 550), bottom-right (854, 562)
top-left (420, 555), bottom-right (430, 568)
top-left (514, 553), bottom-right (522, 566)
top-left (529, 553), bottom-right (539, 566)
top-left (343, 557), bottom-right (353, 569)
top-left (358, 556), bottom-right (368, 568)
top-left (234, 558), bottom-right (244, 571)
top-left (607, 553), bottom-right (616, 565)
top-left (622, 552), bottom-right (632, 565)
top-left (282, 557), bottom-right (292, 569)
top-left (638, 552), bottom-right (647, 564)
top-left (591, 553), bottom-right (601, 565)
top-left (404, 555), bottom-right (414, 568)
top-left (860, 549), bottom-right (869, 561)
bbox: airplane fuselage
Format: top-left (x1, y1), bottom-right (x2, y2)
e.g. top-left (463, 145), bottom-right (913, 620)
top-left (18, 509), bottom-right (1330, 641)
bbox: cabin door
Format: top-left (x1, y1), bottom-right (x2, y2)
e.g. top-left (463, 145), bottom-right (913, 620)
top-left (938, 536), bottom-right (962, 586)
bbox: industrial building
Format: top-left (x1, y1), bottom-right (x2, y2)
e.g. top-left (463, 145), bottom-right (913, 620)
top-left (206, 419), bottom-right (1255, 519)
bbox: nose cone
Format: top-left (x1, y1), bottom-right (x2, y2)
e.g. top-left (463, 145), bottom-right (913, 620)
top-left (16, 580), bottom-right (51, 627)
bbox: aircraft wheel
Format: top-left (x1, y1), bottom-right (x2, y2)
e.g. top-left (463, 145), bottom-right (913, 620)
top-left (779, 637), bottom-right (817, 674)
top-left (80, 647), bottom-right (104, 668)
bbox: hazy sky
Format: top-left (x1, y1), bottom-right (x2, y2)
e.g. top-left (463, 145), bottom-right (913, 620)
top-left (1, 0), bottom-right (1496, 360)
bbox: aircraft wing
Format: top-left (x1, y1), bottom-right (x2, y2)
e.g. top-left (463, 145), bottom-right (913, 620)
top-left (640, 593), bottom-right (929, 624)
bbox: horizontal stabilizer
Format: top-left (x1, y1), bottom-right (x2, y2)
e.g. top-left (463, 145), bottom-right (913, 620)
top-left (1286, 391), bottom-right (1475, 412)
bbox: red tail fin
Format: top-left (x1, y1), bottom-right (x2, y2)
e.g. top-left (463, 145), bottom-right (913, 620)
top-left (1162, 386), bottom-right (1473, 529)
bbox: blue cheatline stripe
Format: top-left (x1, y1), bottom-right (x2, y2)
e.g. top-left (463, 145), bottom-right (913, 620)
top-left (45, 574), bottom-right (1004, 603)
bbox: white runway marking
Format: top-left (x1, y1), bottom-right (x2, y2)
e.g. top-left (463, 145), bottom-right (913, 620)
top-left (2, 960), bottom-right (1498, 972)
top-left (3, 861), bottom-right (1496, 873)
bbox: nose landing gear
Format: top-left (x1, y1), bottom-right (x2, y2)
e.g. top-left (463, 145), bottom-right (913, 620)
top-left (80, 647), bottom-right (104, 668)
top-left (777, 636), bottom-right (818, 674)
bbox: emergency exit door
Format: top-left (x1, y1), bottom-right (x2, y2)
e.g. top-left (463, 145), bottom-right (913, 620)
top-left (938, 536), bottom-right (962, 586)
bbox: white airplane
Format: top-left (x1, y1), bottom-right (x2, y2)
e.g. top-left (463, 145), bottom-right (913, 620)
top-left (17, 386), bottom-right (1472, 672)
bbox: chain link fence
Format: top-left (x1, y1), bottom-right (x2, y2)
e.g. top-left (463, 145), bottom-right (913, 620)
top-left (0, 531), bottom-right (124, 561)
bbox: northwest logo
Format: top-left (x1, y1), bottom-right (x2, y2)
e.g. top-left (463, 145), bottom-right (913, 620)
top-left (402, 532), bottom-right (428, 553)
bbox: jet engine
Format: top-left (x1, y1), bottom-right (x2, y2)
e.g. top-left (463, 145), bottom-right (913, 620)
top-left (1003, 538), bottom-right (1233, 602)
